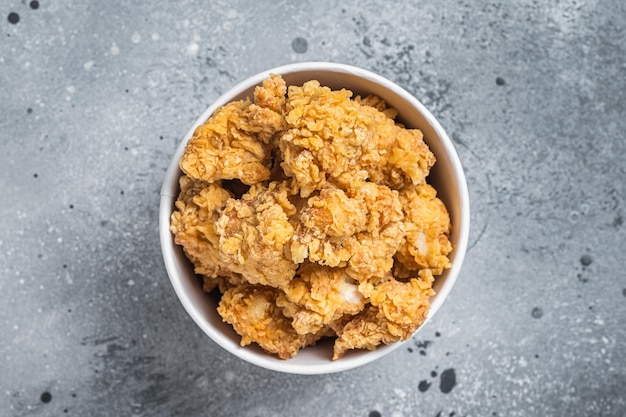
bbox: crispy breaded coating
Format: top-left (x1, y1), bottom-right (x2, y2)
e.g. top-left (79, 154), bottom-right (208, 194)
top-left (170, 75), bottom-right (453, 360)
top-left (280, 80), bottom-right (435, 197)
top-left (396, 183), bottom-right (452, 275)
top-left (291, 182), bottom-right (404, 282)
top-left (344, 183), bottom-right (405, 282)
top-left (277, 265), bottom-right (367, 335)
top-left (331, 306), bottom-right (384, 359)
top-left (370, 270), bottom-right (435, 335)
top-left (217, 284), bottom-right (322, 359)
top-left (215, 181), bottom-right (298, 288)
top-left (290, 187), bottom-right (366, 267)
top-left (180, 76), bottom-right (287, 186)
top-left (170, 175), bottom-right (232, 278)
top-left (253, 73), bottom-right (287, 114)
top-left (333, 271), bottom-right (435, 360)
top-left (354, 94), bottom-right (397, 118)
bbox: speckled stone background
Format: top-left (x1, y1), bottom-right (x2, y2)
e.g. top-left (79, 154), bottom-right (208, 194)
top-left (2, 0), bottom-right (625, 416)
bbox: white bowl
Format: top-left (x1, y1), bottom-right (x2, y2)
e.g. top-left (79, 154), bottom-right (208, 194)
top-left (160, 62), bottom-right (470, 374)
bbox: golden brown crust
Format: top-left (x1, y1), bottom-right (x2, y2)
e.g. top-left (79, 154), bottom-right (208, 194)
top-left (276, 264), bottom-right (367, 335)
top-left (396, 183), bottom-right (452, 275)
top-left (280, 80), bottom-right (435, 197)
top-left (217, 284), bottom-right (322, 359)
top-left (171, 75), bottom-right (452, 360)
top-left (179, 75), bottom-right (287, 186)
top-left (333, 271), bottom-right (435, 360)
top-left (170, 175), bottom-right (232, 278)
top-left (290, 182), bottom-right (405, 284)
top-left (215, 181), bottom-right (297, 288)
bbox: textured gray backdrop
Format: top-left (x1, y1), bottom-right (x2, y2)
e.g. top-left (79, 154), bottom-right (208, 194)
top-left (1, 0), bottom-right (625, 416)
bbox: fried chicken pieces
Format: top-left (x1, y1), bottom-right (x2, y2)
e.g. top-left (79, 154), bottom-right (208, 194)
top-left (170, 74), bottom-right (452, 360)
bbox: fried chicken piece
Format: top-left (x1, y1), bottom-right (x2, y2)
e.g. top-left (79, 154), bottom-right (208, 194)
top-left (180, 76), bottom-right (287, 186)
top-left (332, 271), bottom-right (435, 360)
top-left (170, 175), bottom-right (232, 279)
top-left (276, 265), bottom-right (367, 335)
top-left (344, 222), bottom-right (406, 298)
top-left (396, 183), bottom-right (452, 275)
top-left (290, 182), bottom-right (404, 283)
top-left (253, 73), bottom-right (287, 114)
top-left (290, 187), bottom-right (366, 267)
top-left (354, 94), bottom-right (398, 119)
top-left (215, 181), bottom-right (298, 288)
top-left (370, 270), bottom-right (435, 333)
top-left (217, 284), bottom-right (322, 359)
top-left (343, 182), bottom-right (405, 284)
top-left (279, 80), bottom-right (435, 197)
top-left (331, 305), bottom-right (383, 359)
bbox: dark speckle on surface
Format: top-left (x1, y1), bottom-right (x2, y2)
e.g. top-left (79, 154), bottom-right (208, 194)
top-left (496, 76), bottom-right (506, 86)
top-left (27, 107), bottom-right (33, 114)
top-left (415, 340), bottom-right (432, 349)
top-left (439, 369), bottom-right (456, 394)
top-left (431, 370), bottom-right (438, 378)
top-left (369, 411), bottom-right (382, 417)
top-left (292, 37), bottom-right (308, 54)
top-left (580, 254), bottom-right (593, 267)
top-left (40, 391), bottom-right (52, 403)
top-left (622, 288), bottom-right (626, 297)
top-left (418, 379), bottom-right (431, 392)
top-left (531, 307), bottom-right (543, 319)
top-left (8, 12), bottom-right (19, 24)
top-left (30, 1), bottom-right (40, 10)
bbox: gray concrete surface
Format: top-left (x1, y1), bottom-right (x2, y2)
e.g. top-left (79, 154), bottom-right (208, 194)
top-left (1, 0), bottom-right (625, 416)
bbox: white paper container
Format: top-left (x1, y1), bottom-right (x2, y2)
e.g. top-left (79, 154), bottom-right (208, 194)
top-left (160, 62), bottom-right (470, 374)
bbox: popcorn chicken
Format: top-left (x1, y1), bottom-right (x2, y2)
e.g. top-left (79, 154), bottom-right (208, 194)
top-left (218, 284), bottom-right (322, 359)
top-left (277, 264), bottom-right (367, 335)
top-left (333, 270), bottom-right (435, 360)
top-left (179, 75), bottom-right (287, 185)
top-left (280, 80), bottom-right (435, 197)
top-left (396, 183), bottom-right (452, 275)
top-left (171, 75), bottom-right (452, 360)
top-left (215, 181), bottom-right (297, 288)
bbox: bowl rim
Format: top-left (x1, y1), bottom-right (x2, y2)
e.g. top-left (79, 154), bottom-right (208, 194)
top-left (159, 62), bottom-right (470, 374)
